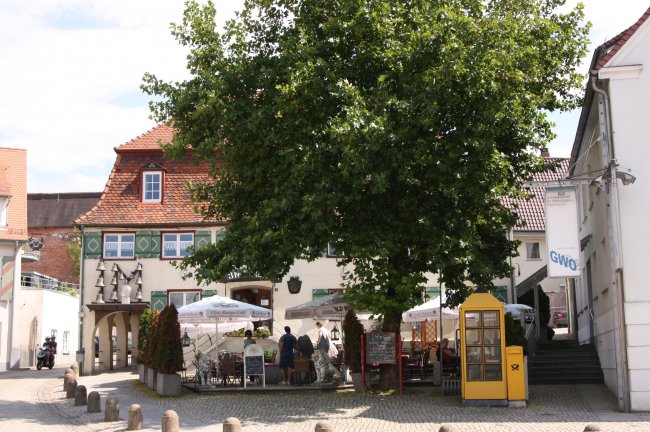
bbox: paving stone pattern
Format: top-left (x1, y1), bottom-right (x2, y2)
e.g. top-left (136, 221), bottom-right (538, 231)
top-left (1, 366), bottom-right (649, 432)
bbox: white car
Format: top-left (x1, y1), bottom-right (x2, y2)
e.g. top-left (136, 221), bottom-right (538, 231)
top-left (504, 304), bottom-right (535, 324)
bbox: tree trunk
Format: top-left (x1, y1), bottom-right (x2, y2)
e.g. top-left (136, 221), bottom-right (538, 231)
top-left (378, 309), bottom-right (402, 389)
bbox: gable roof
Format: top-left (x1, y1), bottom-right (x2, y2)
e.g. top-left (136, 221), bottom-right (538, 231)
top-left (75, 125), bottom-right (219, 227)
top-left (506, 158), bottom-right (570, 232)
top-left (28, 192), bottom-right (102, 228)
top-left (570, 7), bottom-right (650, 174)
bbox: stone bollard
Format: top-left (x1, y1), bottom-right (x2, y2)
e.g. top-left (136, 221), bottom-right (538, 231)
top-left (74, 385), bottom-right (87, 406)
top-left (63, 370), bottom-right (75, 391)
top-left (127, 404), bottom-right (144, 430)
top-left (87, 391), bottom-right (101, 413)
top-left (161, 410), bottom-right (179, 432)
top-left (70, 363), bottom-right (79, 378)
top-left (223, 417), bottom-right (242, 432)
top-left (439, 425), bottom-right (460, 432)
top-left (104, 398), bottom-right (120, 422)
top-left (66, 379), bottom-right (78, 399)
top-left (314, 421), bottom-right (333, 432)
top-left (583, 425), bottom-right (602, 432)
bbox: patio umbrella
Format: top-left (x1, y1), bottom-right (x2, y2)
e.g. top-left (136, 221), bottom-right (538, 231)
top-left (284, 292), bottom-right (371, 320)
top-left (401, 296), bottom-right (459, 323)
top-left (177, 295), bottom-right (272, 376)
top-left (180, 322), bottom-right (253, 340)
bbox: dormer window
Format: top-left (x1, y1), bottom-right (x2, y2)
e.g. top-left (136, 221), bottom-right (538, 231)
top-left (0, 196), bottom-right (8, 228)
top-left (142, 171), bottom-right (162, 203)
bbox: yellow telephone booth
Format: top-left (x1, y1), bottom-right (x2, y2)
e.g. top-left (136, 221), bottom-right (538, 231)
top-left (459, 288), bottom-right (507, 406)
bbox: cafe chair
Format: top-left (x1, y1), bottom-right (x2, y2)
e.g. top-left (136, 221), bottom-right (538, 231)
top-left (293, 357), bottom-right (312, 385)
top-left (221, 358), bottom-right (241, 386)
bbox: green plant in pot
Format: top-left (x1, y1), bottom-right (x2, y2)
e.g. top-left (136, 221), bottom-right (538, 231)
top-left (343, 309), bottom-right (364, 390)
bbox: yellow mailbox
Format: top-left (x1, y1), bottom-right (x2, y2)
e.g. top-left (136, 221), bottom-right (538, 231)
top-left (460, 289), bottom-right (507, 407)
top-left (506, 345), bottom-right (526, 405)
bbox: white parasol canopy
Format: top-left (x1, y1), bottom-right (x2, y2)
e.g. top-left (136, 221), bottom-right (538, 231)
top-left (401, 296), bottom-right (459, 323)
top-left (177, 295), bottom-right (272, 324)
top-left (284, 292), bottom-right (371, 320)
top-left (180, 322), bottom-right (253, 339)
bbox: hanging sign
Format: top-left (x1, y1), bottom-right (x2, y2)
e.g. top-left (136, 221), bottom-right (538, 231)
top-left (545, 186), bottom-right (580, 277)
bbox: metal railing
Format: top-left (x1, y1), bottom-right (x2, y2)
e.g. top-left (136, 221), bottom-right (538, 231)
top-left (20, 274), bottom-right (80, 296)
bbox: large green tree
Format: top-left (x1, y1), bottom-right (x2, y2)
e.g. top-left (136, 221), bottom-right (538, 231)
top-left (143, 0), bottom-right (588, 383)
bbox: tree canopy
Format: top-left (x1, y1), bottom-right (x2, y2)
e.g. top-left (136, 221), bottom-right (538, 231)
top-left (143, 0), bottom-right (588, 326)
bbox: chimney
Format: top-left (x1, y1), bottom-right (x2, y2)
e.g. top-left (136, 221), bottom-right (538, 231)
top-left (540, 148), bottom-right (550, 158)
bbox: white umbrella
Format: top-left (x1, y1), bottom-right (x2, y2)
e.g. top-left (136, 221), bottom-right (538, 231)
top-left (284, 292), bottom-right (371, 320)
top-left (401, 296), bottom-right (459, 323)
top-left (181, 322), bottom-right (253, 340)
top-left (177, 295), bottom-right (272, 378)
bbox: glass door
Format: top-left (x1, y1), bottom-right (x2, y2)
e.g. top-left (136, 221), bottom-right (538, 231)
top-left (464, 310), bottom-right (502, 381)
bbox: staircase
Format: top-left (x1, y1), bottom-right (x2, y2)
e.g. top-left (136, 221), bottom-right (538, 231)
top-left (528, 339), bottom-right (604, 385)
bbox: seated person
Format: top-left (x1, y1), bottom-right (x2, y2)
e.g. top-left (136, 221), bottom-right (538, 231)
top-left (436, 338), bottom-right (460, 368)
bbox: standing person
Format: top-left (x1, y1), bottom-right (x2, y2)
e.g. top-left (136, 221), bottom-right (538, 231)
top-left (315, 321), bottom-right (330, 355)
top-left (279, 326), bottom-right (297, 385)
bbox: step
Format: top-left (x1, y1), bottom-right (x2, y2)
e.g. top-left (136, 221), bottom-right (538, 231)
top-left (530, 376), bottom-right (604, 385)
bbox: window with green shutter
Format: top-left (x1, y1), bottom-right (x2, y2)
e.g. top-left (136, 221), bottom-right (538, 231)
top-left (425, 286), bottom-right (441, 300)
top-left (83, 232), bottom-right (102, 259)
top-left (194, 231), bottom-right (212, 250)
top-left (216, 229), bottom-right (227, 242)
top-left (202, 290), bottom-right (216, 298)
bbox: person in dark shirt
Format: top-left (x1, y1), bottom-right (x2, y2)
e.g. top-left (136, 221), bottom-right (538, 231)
top-left (279, 326), bottom-right (297, 385)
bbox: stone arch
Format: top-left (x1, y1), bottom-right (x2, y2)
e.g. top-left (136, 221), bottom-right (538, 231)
top-left (92, 311), bottom-right (133, 372)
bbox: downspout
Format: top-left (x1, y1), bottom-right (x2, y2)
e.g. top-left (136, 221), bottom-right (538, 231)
top-left (590, 72), bottom-right (630, 412)
top-left (78, 225), bottom-right (85, 376)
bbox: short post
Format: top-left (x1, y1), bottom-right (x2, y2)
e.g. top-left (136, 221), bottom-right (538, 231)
top-left (104, 397), bottom-right (119, 422)
top-left (70, 363), bottom-right (79, 378)
top-left (223, 417), bottom-right (242, 432)
top-left (161, 410), bottom-right (179, 432)
top-left (74, 385), bottom-right (87, 406)
top-left (63, 370), bottom-right (74, 391)
top-left (583, 425), bottom-right (602, 432)
top-left (315, 421), bottom-right (333, 432)
top-left (439, 425), bottom-right (460, 432)
top-left (66, 379), bottom-right (77, 399)
top-left (127, 404), bottom-right (143, 430)
top-left (87, 391), bottom-right (101, 413)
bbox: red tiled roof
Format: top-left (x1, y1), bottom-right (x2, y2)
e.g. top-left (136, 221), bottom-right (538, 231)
top-left (76, 125), bottom-right (218, 227)
top-left (595, 7), bottom-right (650, 70)
top-left (505, 158), bottom-right (570, 232)
top-left (115, 123), bottom-right (175, 152)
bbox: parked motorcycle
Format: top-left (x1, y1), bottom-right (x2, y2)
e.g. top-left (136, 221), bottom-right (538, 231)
top-left (36, 337), bottom-right (55, 370)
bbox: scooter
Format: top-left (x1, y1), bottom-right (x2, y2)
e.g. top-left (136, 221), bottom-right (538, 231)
top-left (36, 346), bottom-right (54, 370)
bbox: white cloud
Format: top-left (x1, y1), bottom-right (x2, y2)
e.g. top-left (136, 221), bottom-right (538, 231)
top-left (1, 1), bottom-right (647, 189)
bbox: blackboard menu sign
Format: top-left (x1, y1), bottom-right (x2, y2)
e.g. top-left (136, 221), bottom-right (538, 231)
top-left (245, 355), bottom-right (264, 375)
top-left (365, 332), bottom-right (397, 364)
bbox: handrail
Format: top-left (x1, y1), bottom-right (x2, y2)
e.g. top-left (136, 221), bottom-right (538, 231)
top-left (20, 275), bottom-right (79, 295)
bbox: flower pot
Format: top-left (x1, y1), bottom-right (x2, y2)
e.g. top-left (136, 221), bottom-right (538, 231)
top-left (146, 367), bottom-right (157, 391)
top-left (156, 372), bottom-right (182, 396)
top-left (138, 363), bottom-right (147, 384)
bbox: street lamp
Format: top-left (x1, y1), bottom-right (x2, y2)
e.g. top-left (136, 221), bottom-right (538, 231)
top-left (182, 331), bottom-right (191, 347)
top-left (331, 324), bottom-right (340, 341)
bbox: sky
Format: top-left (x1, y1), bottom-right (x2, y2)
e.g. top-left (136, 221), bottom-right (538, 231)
top-left (1, 1), bottom-right (648, 193)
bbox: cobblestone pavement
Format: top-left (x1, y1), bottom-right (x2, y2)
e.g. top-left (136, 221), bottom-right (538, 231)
top-left (1, 365), bottom-right (649, 432)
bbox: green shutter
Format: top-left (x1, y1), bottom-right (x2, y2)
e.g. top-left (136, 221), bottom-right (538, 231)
top-left (150, 290), bottom-right (167, 311)
top-left (491, 286), bottom-right (508, 303)
top-left (216, 229), bottom-right (227, 242)
top-left (425, 286), bottom-right (440, 300)
top-left (312, 289), bottom-right (329, 300)
top-left (83, 232), bottom-right (102, 258)
top-left (202, 290), bottom-right (216, 298)
top-left (135, 231), bottom-right (160, 258)
top-left (1, 257), bottom-right (15, 301)
top-left (194, 231), bottom-right (212, 250)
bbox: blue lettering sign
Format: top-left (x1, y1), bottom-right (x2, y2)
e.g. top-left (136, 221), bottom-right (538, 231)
top-left (550, 250), bottom-right (577, 271)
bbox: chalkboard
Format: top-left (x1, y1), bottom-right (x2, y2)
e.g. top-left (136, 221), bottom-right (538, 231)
top-left (244, 355), bottom-right (264, 376)
top-left (365, 332), bottom-right (397, 364)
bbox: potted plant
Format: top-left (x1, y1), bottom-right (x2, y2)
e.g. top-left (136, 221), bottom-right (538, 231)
top-left (137, 308), bottom-right (153, 383)
top-left (144, 309), bottom-right (160, 391)
top-left (153, 304), bottom-right (184, 396)
top-left (343, 309), bottom-right (364, 391)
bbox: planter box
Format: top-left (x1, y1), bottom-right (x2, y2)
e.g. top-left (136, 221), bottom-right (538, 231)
top-left (146, 367), bottom-right (157, 391)
top-left (265, 364), bottom-right (280, 384)
top-left (156, 372), bottom-right (182, 397)
top-left (138, 363), bottom-right (147, 384)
